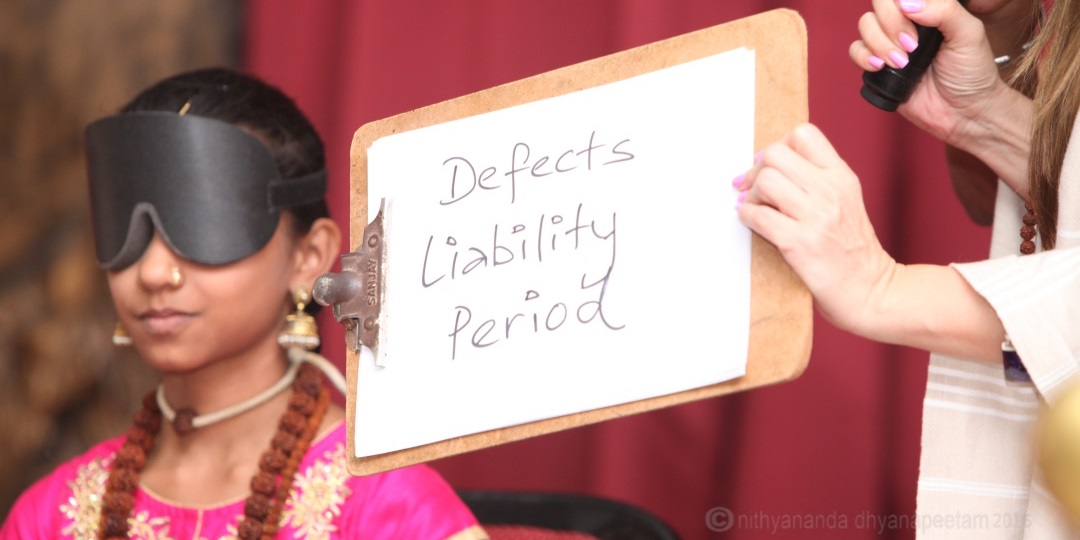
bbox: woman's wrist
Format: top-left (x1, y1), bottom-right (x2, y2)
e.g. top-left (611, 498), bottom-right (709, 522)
top-left (948, 81), bottom-right (1033, 196)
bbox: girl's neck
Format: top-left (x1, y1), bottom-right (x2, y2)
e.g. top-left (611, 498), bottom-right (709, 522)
top-left (139, 341), bottom-right (293, 505)
top-left (157, 337), bottom-right (289, 421)
top-left (140, 390), bottom-right (290, 506)
top-left (134, 337), bottom-right (348, 506)
top-left (140, 391), bottom-right (289, 506)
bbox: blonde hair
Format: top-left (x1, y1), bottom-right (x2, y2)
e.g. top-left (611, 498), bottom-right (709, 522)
top-left (1014, 0), bottom-right (1080, 250)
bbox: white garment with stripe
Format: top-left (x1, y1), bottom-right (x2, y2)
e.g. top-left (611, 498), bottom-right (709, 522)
top-left (915, 116), bottom-right (1080, 538)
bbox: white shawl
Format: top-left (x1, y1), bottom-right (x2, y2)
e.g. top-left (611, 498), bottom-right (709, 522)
top-left (916, 116), bottom-right (1080, 538)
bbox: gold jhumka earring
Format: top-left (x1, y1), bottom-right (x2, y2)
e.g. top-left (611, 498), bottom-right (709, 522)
top-left (112, 321), bottom-right (132, 347)
top-left (277, 287), bottom-right (320, 350)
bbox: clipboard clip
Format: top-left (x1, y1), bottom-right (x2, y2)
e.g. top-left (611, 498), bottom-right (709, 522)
top-left (312, 204), bottom-right (385, 354)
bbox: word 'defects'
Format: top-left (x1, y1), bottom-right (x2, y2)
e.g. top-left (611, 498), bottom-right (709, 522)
top-left (439, 130), bottom-right (634, 206)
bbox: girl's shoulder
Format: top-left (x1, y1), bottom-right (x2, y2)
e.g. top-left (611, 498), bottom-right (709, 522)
top-left (0, 435), bottom-right (126, 539)
top-left (19, 434), bottom-right (125, 502)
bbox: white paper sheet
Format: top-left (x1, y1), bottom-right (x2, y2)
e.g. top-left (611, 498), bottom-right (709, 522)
top-left (359, 47), bottom-right (755, 457)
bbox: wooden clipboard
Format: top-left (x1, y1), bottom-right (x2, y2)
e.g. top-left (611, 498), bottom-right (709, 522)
top-left (342, 8), bottom-right (810, 476)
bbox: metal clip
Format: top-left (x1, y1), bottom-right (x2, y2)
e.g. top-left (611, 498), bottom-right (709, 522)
top-left (313, 204), bottom-right (384, 354)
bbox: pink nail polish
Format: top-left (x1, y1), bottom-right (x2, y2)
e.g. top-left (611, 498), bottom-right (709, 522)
top-left (889, 50), bottom-right (909, 69)
top-left (732, 173), bottom-right (745, 189)
top-left (899, 0), bottom-right (924, 13)
top-left (737, 192), bottom-right (747, 204)
top-left (898, 32), bottom-right (918, 53)
top-left (753, 150), bottom-right (763, 164)
top-left (868, 55), bottom-right (885, 70)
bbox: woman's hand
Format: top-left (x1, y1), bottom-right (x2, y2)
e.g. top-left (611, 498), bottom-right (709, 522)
top-left (851, 0), bottom-right (1007, 147)
top-left (734, 124), bottom-right (898, 335)
top-left (853, 0), bottom-right (1035, 195)
top-left (733, 124), bottom-right (1007, 363)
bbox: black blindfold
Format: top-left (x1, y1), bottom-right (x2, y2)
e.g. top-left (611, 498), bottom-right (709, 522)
top-left (85, 112), bottom-right (325, 270)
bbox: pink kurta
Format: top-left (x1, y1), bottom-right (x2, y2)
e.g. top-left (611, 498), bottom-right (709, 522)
top-left (0, 423), bottom-right (487, 540)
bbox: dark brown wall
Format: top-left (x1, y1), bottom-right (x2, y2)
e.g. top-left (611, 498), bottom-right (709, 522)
top-left (0, 0), bottom-right (240, 518)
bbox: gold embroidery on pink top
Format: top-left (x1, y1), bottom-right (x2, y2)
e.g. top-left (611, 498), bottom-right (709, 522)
top-left (280, 443), bottom-right (352, 540)
top-left (60, 454), bottom-right (111, 540)
top-left (60, 453), bottom-right (180, 540)
top-left (127, 510), bottom-right (176, 540)
top-left (58, 445), bottom-right (356, 540)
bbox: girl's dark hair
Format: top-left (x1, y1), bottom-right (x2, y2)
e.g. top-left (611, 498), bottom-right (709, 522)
top-left (119, 67), bottom-right (330, 233)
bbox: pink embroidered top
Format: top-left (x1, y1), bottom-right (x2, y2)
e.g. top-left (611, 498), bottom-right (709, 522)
top-left (0, 423), bottom-right (487, 540)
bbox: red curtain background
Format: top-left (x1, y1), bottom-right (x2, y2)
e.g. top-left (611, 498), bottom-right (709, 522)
top-left (244, 2), bottom-right (992, 538)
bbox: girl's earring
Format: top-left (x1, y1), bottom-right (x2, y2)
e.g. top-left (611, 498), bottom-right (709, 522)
top-left (112, 321), bottom-right (132, 347)
top-left (277, 287), bottom-right (320, 351)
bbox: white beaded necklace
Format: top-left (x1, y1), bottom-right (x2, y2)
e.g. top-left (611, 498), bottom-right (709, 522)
top-left (155, 348), bottom-right (347, 432)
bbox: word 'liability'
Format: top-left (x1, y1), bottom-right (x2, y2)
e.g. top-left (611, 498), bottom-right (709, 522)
top-left (421, 202), bottom-right (616, 288)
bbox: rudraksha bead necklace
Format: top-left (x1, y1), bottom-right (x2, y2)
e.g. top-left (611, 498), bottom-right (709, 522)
top-left (96, 362), bottom-right (329, 540)
top-left (1003, 201), bottom-right (1037, 382)
top-left (1020, 201), bottom-right (1037, 255)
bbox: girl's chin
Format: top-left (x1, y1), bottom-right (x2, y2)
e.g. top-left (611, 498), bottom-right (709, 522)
top-left (135, 347), bottom-right (211, 374)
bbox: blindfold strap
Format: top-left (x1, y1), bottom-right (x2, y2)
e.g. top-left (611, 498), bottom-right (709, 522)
top-left (268, 169), bottom-right (327, 210)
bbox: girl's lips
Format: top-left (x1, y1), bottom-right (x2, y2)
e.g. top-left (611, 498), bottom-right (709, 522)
top-left (138, 309), bottom-right (196, 335)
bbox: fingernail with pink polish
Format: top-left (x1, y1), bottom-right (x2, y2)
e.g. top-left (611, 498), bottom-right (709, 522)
top-left (899, 0), bottom-right (924, 13)
top-left (753, 150), bottom-right (763, 164)
top-left (898, 32), bottom-right (918, 53)
top-left (868, 55), bottom-right (885, 70)
top-left (732, 173), bottom-right (745, 189)
top-left (889, 50), bottom-right (909, 69)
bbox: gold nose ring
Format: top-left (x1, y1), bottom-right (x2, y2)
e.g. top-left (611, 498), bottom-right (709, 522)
top-left (169, 266), bottom-right (183, 287)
